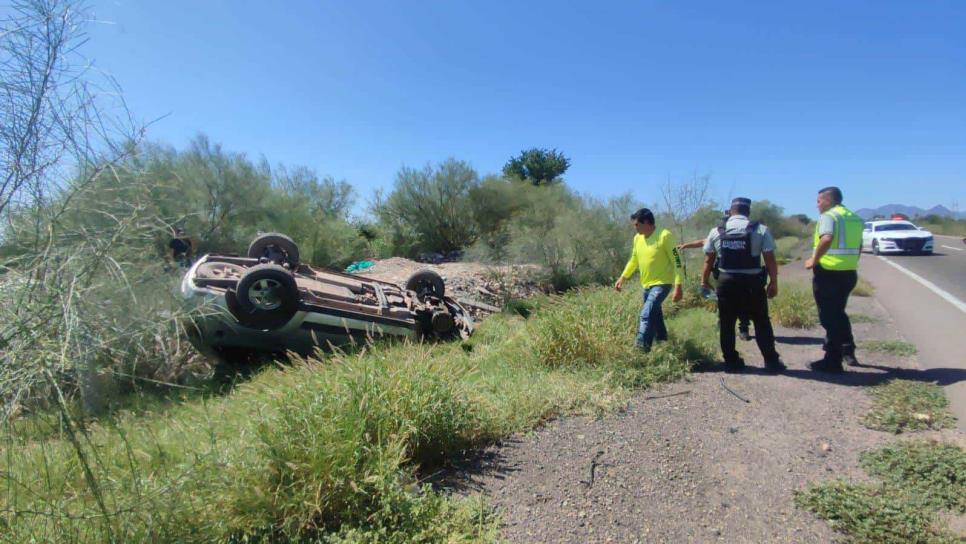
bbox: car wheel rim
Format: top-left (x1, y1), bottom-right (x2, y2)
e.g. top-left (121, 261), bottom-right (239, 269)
top-left (248, 278), bottom-right (284, 310)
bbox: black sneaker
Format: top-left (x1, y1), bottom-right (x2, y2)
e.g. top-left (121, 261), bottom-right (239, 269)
top-left (724, 358), bottom-right (746, 373)
top-left (739, 330), bottom-right (752, 341)
top-left (809, 358), bottom-right (844, 373)
top-left (843, 353), bottom-right (861, 367)
top-left (764, 359), bottom-right (786, 373)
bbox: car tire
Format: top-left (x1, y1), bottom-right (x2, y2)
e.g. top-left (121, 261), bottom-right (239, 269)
top-left (872, 240), bottom-right (880, 256)
top-left (248, 233), bottom-right (300, 269)
top-left (229, 263), bottom-right (299, 330)
top-left (406, 269), bottom-right (445, 300)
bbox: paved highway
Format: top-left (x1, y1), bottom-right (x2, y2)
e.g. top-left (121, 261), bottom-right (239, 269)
top-left (860, 234), bottom-right (966, 430)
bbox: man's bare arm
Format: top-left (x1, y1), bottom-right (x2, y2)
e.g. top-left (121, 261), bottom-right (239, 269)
top-left (677, 239), bottom-right (705, 250)
top-left (700, 253), bottom-right (715, 288)
top-left (763, 251), bottom-right (779, 298)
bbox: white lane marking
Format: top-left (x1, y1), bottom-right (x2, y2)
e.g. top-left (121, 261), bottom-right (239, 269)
top-left (878, 256), bottom-right (966, 316)
top-left (941, 245), bottom-right (963, 251)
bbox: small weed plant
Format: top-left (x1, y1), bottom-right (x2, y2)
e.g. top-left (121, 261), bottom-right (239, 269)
top-left (849, 313), bottom-right (879, 324)
top-left (863, 380), bottom-right (956, 433)
top-left (859, 340), bottom-right (917, 357)
top-left (861, 440), bottom-right (966, 513)
top-left (798, 439), bottom-right (966, 542)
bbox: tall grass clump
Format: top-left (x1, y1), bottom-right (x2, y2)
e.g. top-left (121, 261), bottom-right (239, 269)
top-left (1, 284), bottom-right (720, 542)
top-left (770, 283), bottom-right (818, 328)
top-left (525, 286), bottom-right (717, 385)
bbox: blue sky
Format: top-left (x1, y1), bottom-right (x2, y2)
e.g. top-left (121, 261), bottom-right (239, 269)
top-left (84, 0), bottom-right (966, 216)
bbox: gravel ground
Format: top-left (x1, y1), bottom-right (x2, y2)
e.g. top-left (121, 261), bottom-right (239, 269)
top-left (445, 264), bottom-right (966, 543)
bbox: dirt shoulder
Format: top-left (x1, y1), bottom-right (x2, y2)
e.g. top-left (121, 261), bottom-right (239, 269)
top-left (446, 266), bottom-right (965, 543)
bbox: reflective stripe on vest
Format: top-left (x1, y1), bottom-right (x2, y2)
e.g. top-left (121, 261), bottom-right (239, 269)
top-left (813, 205), bottom-right (863, 270)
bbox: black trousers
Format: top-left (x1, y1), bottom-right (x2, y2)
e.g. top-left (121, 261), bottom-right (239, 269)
top-left (716, 272), bottom-right (779, 363)
top-left (812, 266), bottom-right (857, 362)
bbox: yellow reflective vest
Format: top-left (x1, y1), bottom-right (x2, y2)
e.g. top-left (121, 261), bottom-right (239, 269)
top-left (814, 204), bottom-right (863, 271)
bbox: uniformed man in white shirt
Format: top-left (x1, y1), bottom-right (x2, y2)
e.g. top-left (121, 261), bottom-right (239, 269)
top-left (701, 198), bottom-right (784, 373)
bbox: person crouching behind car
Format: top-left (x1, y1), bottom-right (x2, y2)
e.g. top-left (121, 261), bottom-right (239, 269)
top-left (614, 208), bottom-right (683, 352)
top-left (169, 228), bottom-right (194, 269)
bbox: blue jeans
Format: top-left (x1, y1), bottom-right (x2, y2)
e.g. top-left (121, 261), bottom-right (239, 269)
top-left (636, 284), bottom-right (671, 351)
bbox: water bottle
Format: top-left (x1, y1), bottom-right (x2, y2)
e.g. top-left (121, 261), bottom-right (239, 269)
top-left (700, 286), bottom-right (718, 301)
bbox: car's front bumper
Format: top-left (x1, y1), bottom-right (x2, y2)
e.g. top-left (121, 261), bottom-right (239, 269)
top-left (877, 238), bottom-right (933, 254)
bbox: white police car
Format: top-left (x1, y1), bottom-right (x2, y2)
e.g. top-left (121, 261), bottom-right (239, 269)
top-left (861, 220), bottom-right (934, 255)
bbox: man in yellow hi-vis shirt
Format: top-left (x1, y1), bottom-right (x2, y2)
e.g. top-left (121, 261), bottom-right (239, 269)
top-left (805, 186), bottom-right (864, 372)
top-left (614, 208), bottom-right (683, 352)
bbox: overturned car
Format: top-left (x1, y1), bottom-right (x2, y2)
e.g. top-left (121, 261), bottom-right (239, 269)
top-left (182, 233), bottom-right (473, 364)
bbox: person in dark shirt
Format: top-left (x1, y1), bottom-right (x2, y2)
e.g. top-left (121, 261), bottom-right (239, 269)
top-left (169, 228), bottom-right (193, 268)
top-left (678, 210), bottom-right (753, 340)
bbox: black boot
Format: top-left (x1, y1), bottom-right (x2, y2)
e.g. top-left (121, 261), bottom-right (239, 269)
top-left (809, 357), bottom-right (844, 373)
top-left (724, 356), bottom-right (746, 373)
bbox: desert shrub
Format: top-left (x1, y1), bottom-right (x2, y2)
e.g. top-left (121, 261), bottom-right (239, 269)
top-left (370, 159), bottom-right (481, 255)
top-left (774, 236), bottom-right (802, 264)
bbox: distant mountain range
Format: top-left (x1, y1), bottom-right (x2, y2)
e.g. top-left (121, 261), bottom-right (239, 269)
top-left (855, 204), bottom-right (966, 220)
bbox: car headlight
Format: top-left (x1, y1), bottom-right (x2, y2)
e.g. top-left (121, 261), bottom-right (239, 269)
top-left (924, 236), bottom-right (933, 242)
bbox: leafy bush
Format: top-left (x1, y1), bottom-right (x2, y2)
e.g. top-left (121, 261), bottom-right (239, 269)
top-left (502, 147), bottom-right (570, 186)
top-left (371, 159), bottom-right (481, 254)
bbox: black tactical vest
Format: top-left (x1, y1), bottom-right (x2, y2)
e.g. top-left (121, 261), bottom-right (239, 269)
top-left (717, 221), bottom-right (761, 270)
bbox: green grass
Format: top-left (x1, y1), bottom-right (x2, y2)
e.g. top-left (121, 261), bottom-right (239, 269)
top-left (796, 440), bottom-right (966, 543)
top-left (851, 277), bottom-right (875, 297)
top-left (859, 340), bottom-right (917, 357)
top-left (849, 312), bottom-right (879, 324)
top-left (795, 481), bottom-right (958, 544)
top-left (861, 441), bottom-right (966, 513)
top-left (862, 380), bottom-right (957, 433)
top-left (770, 283), bottom-right (818, 328)
top-left (0, 286), bottom-right (716, 543)
top-left (775, 236), bottom-right (804, 265)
